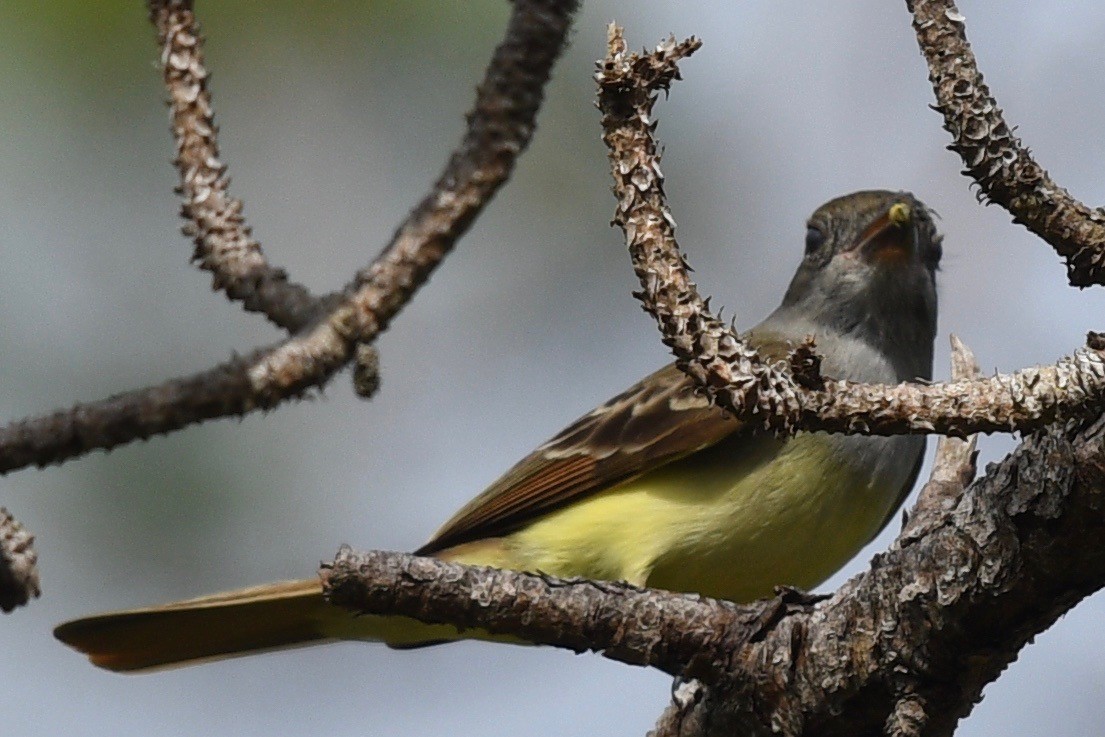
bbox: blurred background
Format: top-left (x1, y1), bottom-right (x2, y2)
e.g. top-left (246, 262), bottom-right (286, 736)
top-left (1, 1), bottom-right (1103, 735)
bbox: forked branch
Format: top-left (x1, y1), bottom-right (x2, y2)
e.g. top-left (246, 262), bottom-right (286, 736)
top-left (595, 25), bottom-right (1105, 439)
top-left (0, 0), bottom-right (578, 474)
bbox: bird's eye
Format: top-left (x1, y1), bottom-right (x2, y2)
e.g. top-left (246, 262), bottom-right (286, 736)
top-left (804, 226), bottom-right (825, 254)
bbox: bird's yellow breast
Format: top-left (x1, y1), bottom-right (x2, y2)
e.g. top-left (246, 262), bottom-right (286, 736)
top-left (486, 432), bottom-right (909, 603)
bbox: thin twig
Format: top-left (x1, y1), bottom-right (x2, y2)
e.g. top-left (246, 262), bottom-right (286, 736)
top-left (149, 0), bottom-right (321, 332)
top-left (0, 0), bottom-right (578, 475)
top-left (150, 1), bottom-right (383, 396)
top-left (0, 507), bottom-right (39, 612)
top-left (908, 0), bottom-right (1105, 287)
top-left (596, 25), bottom-right (1105, 439)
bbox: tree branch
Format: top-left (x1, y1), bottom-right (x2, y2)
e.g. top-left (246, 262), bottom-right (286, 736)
top-left (148, 0), bottom-right (382, 397)
top-left (907, 0), bottom-right (1105, 287)
top-left (0, 346), bottom-right (286, 473)
top-left (595, 25), bottom-right (1105, 439)
top-left (149, 0), bottom-right (322, 332)
top-left (322, 546), bottom-right (748, 674)
top-left (0, 507), bottom-right (39, 612)
top-left (0, 0), bottom-right (577, 475)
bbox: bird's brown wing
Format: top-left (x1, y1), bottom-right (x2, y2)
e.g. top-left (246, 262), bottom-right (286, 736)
top-left (416, 354), bottom-right (780, 555)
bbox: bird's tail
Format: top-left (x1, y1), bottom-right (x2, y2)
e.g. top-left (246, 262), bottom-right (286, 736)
top-left (54, 541), bottom-right (517, 672)
top-left (53, 579), bottom-right (340, 672)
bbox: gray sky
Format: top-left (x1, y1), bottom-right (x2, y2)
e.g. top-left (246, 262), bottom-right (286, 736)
top-left (2, 1), bottom-right (1104, 735)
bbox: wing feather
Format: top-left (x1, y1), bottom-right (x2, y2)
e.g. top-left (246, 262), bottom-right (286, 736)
top-left (418, 362), bottom-right (746, 555)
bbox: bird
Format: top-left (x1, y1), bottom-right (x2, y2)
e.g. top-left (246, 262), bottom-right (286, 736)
top-left (55, 189), bottom-right (942, 672)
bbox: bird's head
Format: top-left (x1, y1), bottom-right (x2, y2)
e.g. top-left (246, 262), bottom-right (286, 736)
top-left (780, 190), bottom-right (942, 379)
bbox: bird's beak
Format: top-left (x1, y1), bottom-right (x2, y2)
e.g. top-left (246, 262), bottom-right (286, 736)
top-left (847, 202), bottom-right (915, 265)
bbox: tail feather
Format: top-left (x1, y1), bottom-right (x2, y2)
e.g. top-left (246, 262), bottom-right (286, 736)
top-left (54, 541), bottom-right (525, 672)
top-left (53, 579), bottom-right (332, 673)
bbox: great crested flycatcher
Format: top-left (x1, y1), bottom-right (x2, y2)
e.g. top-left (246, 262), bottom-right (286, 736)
top-left (55, 189), bottom-right (942, 672)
